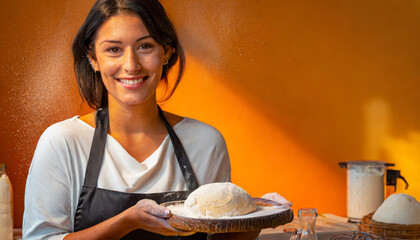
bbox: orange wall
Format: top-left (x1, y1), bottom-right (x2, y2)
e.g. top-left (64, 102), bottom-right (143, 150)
top-left (1, 0), bottom-right (420, 228)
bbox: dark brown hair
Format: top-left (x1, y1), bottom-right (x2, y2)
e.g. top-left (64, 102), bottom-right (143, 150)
top-left (72, 0), bottom-right (185, 109)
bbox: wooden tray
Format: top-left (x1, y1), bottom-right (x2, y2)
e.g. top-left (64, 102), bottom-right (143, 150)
top-left (161, 198), bottom-right (294, 233)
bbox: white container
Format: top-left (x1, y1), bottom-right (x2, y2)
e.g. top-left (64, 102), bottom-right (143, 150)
top-left (0, 163), bottom-right (13, 240)
top-left (339, 161), bottom-right (389, 221)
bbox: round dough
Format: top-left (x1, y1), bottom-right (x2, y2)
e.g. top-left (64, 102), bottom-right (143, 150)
top-left (372, 193), bottom-right (420, 225)
top-left (184, 182), bottom-right (257, 218)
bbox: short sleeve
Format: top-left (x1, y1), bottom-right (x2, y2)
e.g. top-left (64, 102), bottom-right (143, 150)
top-left (23, 127), bottom-right (72, 240)
top-left (211, 131), bottom-right (231, 183)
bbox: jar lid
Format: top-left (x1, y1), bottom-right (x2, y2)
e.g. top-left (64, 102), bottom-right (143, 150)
top-left (339, 160), bottom-right (395, 169)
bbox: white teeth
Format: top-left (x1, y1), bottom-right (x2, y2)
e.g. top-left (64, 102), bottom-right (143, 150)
top-left (120, 78), bottom-right (144, 85)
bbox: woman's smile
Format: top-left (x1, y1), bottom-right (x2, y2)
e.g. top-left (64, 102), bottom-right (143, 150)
top-left (117, 76), bottom-right (149, 89)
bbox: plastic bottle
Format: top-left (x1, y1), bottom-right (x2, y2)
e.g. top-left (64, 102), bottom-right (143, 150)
top-left (0, 163), bottom-right (13, 240)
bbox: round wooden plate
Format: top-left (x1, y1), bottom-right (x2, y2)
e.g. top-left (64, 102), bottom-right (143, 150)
top-left (161, 198), bottom-right (294, 233)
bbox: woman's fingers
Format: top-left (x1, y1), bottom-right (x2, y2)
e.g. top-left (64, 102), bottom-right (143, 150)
top-left (135, 199), bottom-right (170, 218)
top-left (133, 199), bottom-right (195, 236)
top-left (144, 211), bottom-right (195, 236)
top-left (143, 201), bottom-right (171, 218)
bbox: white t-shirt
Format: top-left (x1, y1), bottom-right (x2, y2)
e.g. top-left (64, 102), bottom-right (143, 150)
top-left (23, 116), bottom-right (231, 240)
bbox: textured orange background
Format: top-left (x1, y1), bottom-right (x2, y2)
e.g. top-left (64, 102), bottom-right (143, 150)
top-left (1, 0), bottom-right (420, 228)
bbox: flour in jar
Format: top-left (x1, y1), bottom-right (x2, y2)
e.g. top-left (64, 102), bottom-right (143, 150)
top-left (347, 165), bottom-right (384, 220)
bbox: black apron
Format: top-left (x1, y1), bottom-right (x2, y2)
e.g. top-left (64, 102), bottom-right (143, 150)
top-left (74, 106), bottom-right (207, 240)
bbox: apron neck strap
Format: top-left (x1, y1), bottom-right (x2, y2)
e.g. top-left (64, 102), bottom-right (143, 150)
top-left (84, 106), bottom-right (109, 188)
top-left (157, 105), bottom-right (199, 191)
top-left (83, 105), bottom-right (199, 192)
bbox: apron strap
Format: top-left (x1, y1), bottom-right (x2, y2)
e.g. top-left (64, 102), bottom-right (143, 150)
top-left (158, 106), bottom-right (199, 191)
top-left (82, 105), bottom-right (199, 191)
top-left (83, 106), bottom-right (109, 187)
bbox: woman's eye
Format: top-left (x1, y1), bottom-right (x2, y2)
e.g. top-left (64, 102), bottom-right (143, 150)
top-left (106, 47), bottom-right (120, 53)
top-left (138, 43), bottom-right (154, 51)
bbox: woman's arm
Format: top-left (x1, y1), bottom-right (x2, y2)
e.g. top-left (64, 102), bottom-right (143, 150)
top-left (64, 199), bottom-right (193, 240)
top-left (23, 127), bottom-right (75, 240)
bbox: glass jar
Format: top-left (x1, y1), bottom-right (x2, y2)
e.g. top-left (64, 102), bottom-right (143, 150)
top-left (297, 208), bottom-right (318, 240)
top-left (288, 208), bottom-right (318, 240)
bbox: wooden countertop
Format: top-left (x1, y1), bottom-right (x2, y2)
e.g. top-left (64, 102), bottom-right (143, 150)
top-left (14, 214), bottom-right (358, 240)
top-left (260, 213), bottom-right (358, 240)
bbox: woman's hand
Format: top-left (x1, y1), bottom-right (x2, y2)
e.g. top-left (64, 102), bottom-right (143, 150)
top-left (64, 199), bottom-right (193, 240)
top-left (126, 199), bottom-right (194, 236)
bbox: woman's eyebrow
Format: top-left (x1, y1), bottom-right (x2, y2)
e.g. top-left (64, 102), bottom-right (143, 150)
top-left (99, 35), bottom-right (152, 46)
top-left (136, 35), bottom-right (152, 42)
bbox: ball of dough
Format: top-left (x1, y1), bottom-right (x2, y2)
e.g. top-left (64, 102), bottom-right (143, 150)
top-left (372, 193), bottom-right (420, 225)
top-left (184, 182), bottom-right (257, 218)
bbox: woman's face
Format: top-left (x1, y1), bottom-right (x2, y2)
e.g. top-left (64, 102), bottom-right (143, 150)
top-left (89, 12), bottom-right (172, 106)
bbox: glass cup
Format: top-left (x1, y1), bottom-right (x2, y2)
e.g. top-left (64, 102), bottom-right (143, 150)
top-left (297, 208), bottom-right (318, 240)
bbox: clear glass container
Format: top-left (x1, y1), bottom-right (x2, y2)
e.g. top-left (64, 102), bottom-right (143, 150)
top-left (298, 208), bottom-right (318, 240)
top-left (289, 208), bottom-right (318, 240)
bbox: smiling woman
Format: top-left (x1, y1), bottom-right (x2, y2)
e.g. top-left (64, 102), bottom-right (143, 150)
top-left (22, 0), bottom-right (261, 240)
top-left (88, 12), bottom-right (172, 107)
top-left (72, 0), bottom-right (185, 110)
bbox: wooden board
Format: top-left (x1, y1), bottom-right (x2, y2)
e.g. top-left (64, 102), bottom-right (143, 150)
top-left (161, 198), bottom-right (294, 233)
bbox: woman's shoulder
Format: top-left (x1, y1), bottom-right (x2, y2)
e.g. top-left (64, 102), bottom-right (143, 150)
top-left (179, 117), bottom-right (220, 132)
top-left (40, 115), bottom-right (93, 143)
top-left (175, 116), bottom-right (226, 145)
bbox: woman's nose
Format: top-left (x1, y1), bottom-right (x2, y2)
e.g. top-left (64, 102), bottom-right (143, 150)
top-left (122, 48), bottom-right (141, 73)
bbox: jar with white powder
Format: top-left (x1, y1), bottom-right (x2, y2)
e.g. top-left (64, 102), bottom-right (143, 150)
top-left (0, 163), bottom-right (13, 240)
top-left (339, 161), bottom-right (391, 222)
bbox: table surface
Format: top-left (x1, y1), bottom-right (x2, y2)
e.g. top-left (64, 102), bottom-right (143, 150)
top-left (260, 213), bottom-right (358, 240)
top-left (14, 214), bottom-right (358, 240)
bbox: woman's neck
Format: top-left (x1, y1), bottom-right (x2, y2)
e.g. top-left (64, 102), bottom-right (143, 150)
top-left (107, 96), bottom-right (165, 136)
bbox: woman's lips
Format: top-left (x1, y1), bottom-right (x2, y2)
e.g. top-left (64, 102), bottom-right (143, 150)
top-left (117, 76), bottom-right (149, 89)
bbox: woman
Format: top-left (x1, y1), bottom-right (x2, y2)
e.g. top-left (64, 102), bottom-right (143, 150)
top-left (23, 0), bottom-right (261, 239)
